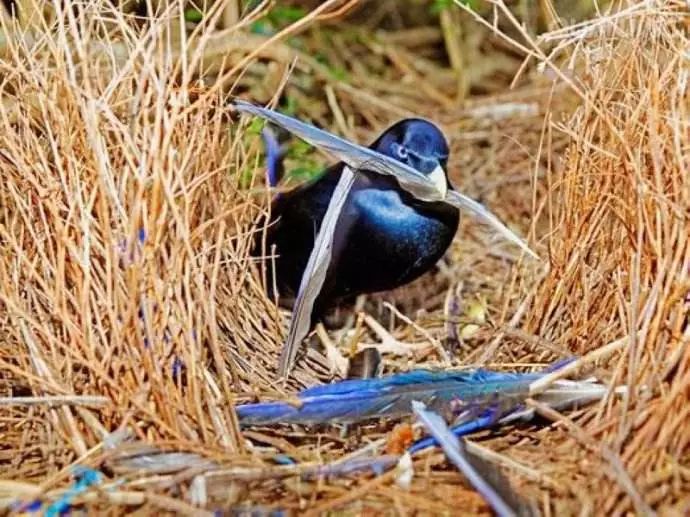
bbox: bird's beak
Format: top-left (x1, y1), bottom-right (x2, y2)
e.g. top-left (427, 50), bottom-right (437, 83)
top-left (428, 163), bottom-right (448, 200)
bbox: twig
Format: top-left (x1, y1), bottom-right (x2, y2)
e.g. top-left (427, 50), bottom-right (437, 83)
top-left (529, 335), bottom-right (630, 395)
top-left (0, 395), bottom-right (110, 407)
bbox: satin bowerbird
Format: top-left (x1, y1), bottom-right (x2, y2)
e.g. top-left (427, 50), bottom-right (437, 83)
top-left (256, 118), bottom-right (459, 326)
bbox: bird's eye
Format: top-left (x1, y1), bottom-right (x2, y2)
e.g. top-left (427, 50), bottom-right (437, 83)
top-left (393, 143), bottom-right (409, 160)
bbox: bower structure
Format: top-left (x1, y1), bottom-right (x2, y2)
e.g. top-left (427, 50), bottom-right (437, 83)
top-left (0, 0), bottom-right (688, 514)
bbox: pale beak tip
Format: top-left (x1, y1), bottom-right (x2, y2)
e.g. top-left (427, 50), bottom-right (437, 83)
top-left (429, 163), bottom-right (448, 200)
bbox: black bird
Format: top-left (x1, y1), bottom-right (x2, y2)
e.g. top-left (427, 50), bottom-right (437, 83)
top-left (255, 119), bottom-right (460, 325)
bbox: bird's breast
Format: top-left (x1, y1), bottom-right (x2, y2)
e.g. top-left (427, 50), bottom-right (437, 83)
top-left (354, 189), bottom-right (448, 255)
top-left (335, 187), bottom-right (459, 296)
top-left (261, 171), bottom-right (459, 304)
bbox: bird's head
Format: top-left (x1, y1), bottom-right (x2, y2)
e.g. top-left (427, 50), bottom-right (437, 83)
top-left (372, 119), bottom-right (450, 198)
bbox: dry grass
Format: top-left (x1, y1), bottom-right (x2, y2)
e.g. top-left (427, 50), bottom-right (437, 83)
top-left (0, 0), bottom-right (688, 514)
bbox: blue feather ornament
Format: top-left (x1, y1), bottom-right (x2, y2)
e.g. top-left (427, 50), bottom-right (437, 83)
top-left (413, 401), bottom-right (536, 517)
top-left (261, 126), bottom-right (284, 189)
top-left (236, 369), bottom-right (542, 426)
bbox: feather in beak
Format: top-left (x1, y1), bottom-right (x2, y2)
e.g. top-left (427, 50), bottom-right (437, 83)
top-left (232, 100), bottom-right (538, 260)
top-left (428, 163), bottom-right (448, 200)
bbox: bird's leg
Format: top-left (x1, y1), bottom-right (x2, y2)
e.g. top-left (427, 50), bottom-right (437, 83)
top-left (321, 306), bottom-right (349, 329)
top-left (443, 282), bottom-right (464, 354)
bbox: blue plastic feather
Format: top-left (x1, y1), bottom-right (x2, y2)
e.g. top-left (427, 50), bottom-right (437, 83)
top-left (409, 407), bottom-right (501, 454)
top-left (44, 466), bottom-right (102, 517)
top-left (413, 401), bottom-right (535, 517)
top-left (236, 369), bottom-right (542, 426)
top-left (241, 367), bottom-right (616, 489)
top-left (261, 126), bottom-right (284, 189)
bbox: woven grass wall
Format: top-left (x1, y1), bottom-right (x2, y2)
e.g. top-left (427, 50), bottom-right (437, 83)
top-left (1, 0), bottom-right (688, 514)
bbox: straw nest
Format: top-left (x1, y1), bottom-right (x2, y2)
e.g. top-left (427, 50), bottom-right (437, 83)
top-left (0, 0), bottom-right (688, 514)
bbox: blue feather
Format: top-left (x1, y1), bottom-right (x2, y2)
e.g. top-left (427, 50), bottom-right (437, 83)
top-left (242, 362), bottom-right (612, 490)
top-left (236, 369), bottom-right (542, 426)
top-left (44, 466), bottom-right (102, 517)
top-left (413, 402), bottom-right (535, 516)
top-left (261, 126), bottom-right (284, 189)
top-left (408, 408), bottom-right (500, 454)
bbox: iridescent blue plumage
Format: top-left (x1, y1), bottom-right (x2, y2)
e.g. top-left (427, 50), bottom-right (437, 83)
top-left (236, 369), bottom-right (542, 425)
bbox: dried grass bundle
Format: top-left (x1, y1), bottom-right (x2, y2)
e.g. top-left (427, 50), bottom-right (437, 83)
top-left (0, 0), bottom-right (296, 503)
top-left (509, 2), bottom-right (690, 513)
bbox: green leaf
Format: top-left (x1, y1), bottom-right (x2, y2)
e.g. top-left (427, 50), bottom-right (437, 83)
top-left (246, 118), bottom-right (265, 136)
top-left (330, 67), bottom-right (348, 81)
top-left (238, 166), bottom-right (255, 189)
top-left (288, 165), bottom-right (322, 181)
top-left (431, 0), bottom-right (477, 14)
top-left (430, 0), bottom-right (453, 14)
top-left (281, 96), bottom-right (298, 116)
top-left (287, 138), bottom-right (313, 159)
top-left (250, 6), bottom-right (307, 35)
top-left (184, 8), bottom-right (203, 22)
top-left (269, 6), bottom-right (307, 24)
top-left (250, 20), bottom-right (274, 35)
